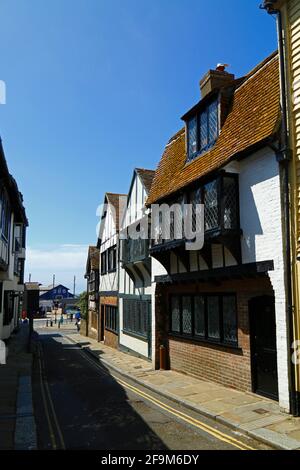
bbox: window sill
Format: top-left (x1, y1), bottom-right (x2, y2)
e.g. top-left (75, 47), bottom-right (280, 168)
top-left (185, 142), bottom-right (217, 166)
top-left (168, 332), bottom-right (241, 351)
top-left (122, 329), bottom-right (148, 342)
top-left (105, 326), bottom-right (118, 335)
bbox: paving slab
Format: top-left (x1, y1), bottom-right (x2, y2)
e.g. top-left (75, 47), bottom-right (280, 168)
top-left (240, 414), bottom-right (288, 431)
top-left (248, 427), bottom-right (300, 450)
top-left (70, 332), bottom-right (300, 450)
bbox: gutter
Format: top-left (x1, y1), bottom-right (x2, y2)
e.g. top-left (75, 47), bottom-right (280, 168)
top-left (261, 1), bottom-right (300, 416)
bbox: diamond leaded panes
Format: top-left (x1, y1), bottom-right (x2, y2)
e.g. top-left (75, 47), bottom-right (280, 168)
top-left (194, 296), bottom-right (205, 337)
top-left (200, 110), bottom-right (208, 151)
top-left (208, 100), bottom-right (218, 145)
top-left (186, 99), bottom-right (219, 162)
top-left (171, 296), bottom-right (180, 333)
top-left (182, 296), bottom-right (192, 334)
top-left (207, 296), bottom-right (220, 340)
top-left (223, 177), bottom-right (238, 230)
top-left (190, 189), bottom-right (202, 233)
top-left (223, 296), bottom-right (237, 344)
top-left (188, 117), bottom-right (197, 160)
top-left (204, 180), bottom-right (218, 231)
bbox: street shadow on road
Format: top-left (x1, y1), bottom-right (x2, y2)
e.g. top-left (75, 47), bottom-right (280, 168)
top-left (33, 332), bottom-right (168, 450)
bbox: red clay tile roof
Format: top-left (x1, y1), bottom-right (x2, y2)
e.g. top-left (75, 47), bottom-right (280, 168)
top-left (86, 246), bottom-right (99, 271)
top-left (147, 52), bottom-right (280, 205)
top-left (106, 192), bottom-right (127, 232)
top-left (136, 168), bottom-right (155, 194)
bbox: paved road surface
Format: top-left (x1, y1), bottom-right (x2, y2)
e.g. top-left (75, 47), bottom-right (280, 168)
top-left (32, 326), bottom-right (270, 451)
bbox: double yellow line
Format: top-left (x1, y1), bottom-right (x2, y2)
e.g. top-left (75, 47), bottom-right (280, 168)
top-left (78, 344), bottom-right (256, 451)
top-left (37, 342), bottom-right (66, 450)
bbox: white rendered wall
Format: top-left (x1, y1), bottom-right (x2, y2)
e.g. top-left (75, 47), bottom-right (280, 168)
top-left (238, 147), bottom-right (290, 411)
top-left (119, 172), bottom-right (153, 357)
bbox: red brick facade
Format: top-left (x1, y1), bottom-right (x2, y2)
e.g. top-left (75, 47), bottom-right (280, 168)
top-left (155, 276), bottom-right (274, 393)
top-left (87, 310), bottom-right (98, 341)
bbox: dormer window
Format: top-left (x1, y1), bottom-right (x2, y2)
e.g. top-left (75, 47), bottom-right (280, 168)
top-left (187, 99), bottom-right (219, 162)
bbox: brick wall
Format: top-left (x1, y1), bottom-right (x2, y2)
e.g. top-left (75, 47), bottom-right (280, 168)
top-left (155, 277), bottom-right (273, 393)
top-left (80, 319), bottom-right (87, 337)
top-left (87, 310), bottom-right (98, 341)
top-left (104, 329), bottom-right (118, 349)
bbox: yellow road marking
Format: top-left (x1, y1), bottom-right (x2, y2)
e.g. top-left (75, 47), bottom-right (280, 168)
top-left (76, 344), bottom-right (255, 451)
top-left (37, 344), bottom-right (57, 450)
top-left (38, 342), bottom-right (66, 450)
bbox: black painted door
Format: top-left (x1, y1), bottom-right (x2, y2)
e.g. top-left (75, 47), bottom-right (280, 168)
top-left (249, 296), bottom-right (278, 400)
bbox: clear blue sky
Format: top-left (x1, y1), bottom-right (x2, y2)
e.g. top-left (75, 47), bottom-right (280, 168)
top-left (0, 0), bottom-right (277, 291)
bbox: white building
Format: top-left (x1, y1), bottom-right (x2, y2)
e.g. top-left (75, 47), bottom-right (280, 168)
top-left (119, 168), bottom-right (155, 359)
top-left (0, 141), bottom-right (28, 340)
top-left (98, 192), bottom-right (127, 349)
top-left (147, 52), bottom-right (292, 412)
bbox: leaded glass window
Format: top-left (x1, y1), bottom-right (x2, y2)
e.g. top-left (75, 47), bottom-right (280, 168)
top-left (186, 99), bottom-right (219, 162)
top-left (208, 100), bottom-right (218, 145)
top-left (194, 296), bottom-right (205, 337)
top-left (207, 296), bottom-right (220, 340)
top-left (190, 189), bottom-right (202, 233)
top-left (223, 296), bottom-right (237, 344)
top-left (182, 296), bottom-right (192, 335)
top-left (188, 117), bottom-right (197, 160)
top-left (200, 109), bottom-right (208, 151)
top-left (169, 294), bottom-right (237, 347)
top-left (204, 180), bottom-right (218, 231)
top-left (223, 177), bottom-right (238, 230)
top-left (171, 296), bottom-right (180, 333)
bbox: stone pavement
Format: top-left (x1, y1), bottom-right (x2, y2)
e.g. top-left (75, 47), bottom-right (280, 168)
top-left (67, 332), bottom-right (300, 451)
top-left (0, 323), bottom-right (37, 450)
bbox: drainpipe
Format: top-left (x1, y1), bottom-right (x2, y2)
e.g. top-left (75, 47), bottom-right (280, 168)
top-left (261, 1), bottom-right (300, 416)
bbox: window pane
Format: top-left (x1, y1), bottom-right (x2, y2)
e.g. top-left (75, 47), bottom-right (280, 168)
top-left (199, 110), bottom-right (208, 151)
top-left (182, 296), bottom-right (192, 334)
top-left (223, 177), bottom-right (238, 230)
top-left (208, 101), bottom-right (218, 145)
top-left (188, 117), bottom-right (197, 160)
top-left (171, 296), bottom-right (180, 333)
top-left (223, 296), bottom-right (237, 344)
top-left (207, 296), bottom-right (220, 340)
top-left (204, 180), bottom-right (218, 231)
top-left (194, 296), bottom-right (205, 337)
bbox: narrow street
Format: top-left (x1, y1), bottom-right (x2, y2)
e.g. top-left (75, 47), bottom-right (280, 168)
top-left (31, 323), bottom-right (269, 451)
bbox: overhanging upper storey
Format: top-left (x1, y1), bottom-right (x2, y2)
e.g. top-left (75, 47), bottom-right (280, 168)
top-left (119, 168), bottom-right (155, 287)
top-left (150, 171), bottom-right (241, 272)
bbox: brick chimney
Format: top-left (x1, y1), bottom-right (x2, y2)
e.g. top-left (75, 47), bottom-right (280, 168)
top-left (200, 65), bottom-right (235, 99)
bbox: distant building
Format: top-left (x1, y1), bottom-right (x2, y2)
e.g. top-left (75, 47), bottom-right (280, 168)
top-left (98, 193), bottom-right (127, 349)
top-left (39, 284), bottom-right (74, 302)
top-left (85, 246), bottom-right (100, 340)
top-left (119, 168), bottom-right (155, 359)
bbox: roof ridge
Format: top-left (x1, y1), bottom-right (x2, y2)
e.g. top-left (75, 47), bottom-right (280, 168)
top-left (106, 192), bottom-right (127, 196)
top-left (136, 167), bottom-right (155, 173)
top-left (236, 50), bottom-right (278, 91)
